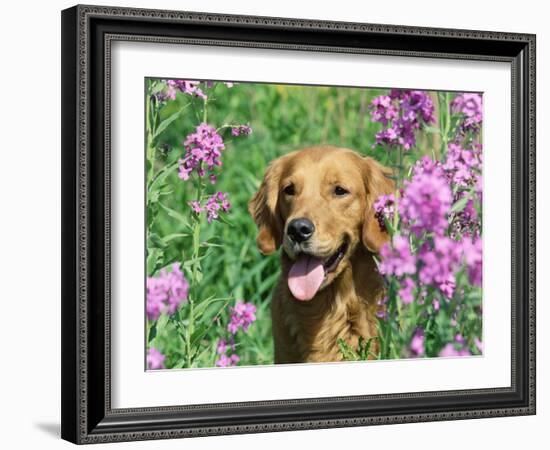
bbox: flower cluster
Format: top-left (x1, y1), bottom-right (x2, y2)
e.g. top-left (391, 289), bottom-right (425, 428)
top-left (439, 334), bottom-right (472, 357)
top-left (370, 90), bottom-right (435, 150)
top-left (418, 237), bottom-right (462, 298)
top-left (231, 124), bottom-right (253, 137)
top-left (374, 91), bottom-right (484, 359)
top-left (409, 328), bottom-right (425, 357)
top-left (228, 301), bottom-right (257, 335)
top-left (450, 93), bottom-right (483, 135)
top-left (189, 191), bottom-right (231, 223)
top-left (379, 235), bottom-right (416, 277)
top-left (179, 123), bottom-right (225, 182)
top-left (373, 193), bottom-right (396, 231)
top-left (215, 301), bottom-right (257, 367)
top-left (147, 347), bottom-right (166, 370)
top-left (146, 263), bottom-right (189, 321)
top-left (462, 235), bottom-right (483, 287)
top-left (399, 156), bottom-right (453, 237)
top-left (444, 143), bottom-right (482, 187)
top-left (215, 338), bottom-right (240, 367)
top-left (167, 79), bottom-right (207, 100)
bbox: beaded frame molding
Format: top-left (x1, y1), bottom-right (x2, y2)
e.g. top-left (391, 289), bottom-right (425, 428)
top-left (61, 4), bottom-right (536, 444)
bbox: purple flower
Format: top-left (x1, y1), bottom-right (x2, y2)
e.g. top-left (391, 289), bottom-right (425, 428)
top-left (189, 200), bottom-right (203, 214)
top-left (451, 93), bottom-right (483, 134)
top-left (399, 156), bottom-right (452, 237)
top-left (215, 337), bottom-right (239, 367)
top-left (215, 353), bottom-right (240, 367)
top-left (398, 278), bottom-right (415, 304)
top-left (189, 192), bottom-right (231, 224)
top-left (410, 328), bottom-right (425, 357)
top-left (165, 79), bottom-right (207, 100)
top-left (205, 191), bottom-right (231, 223)
top-left (370, 95), bottom-right (398, 125)
top-left (179, 123), bottom-right (225, 182)
top-left (227, 301), bottom-right (257, 335)
top-left (439, 343), bottom-right (471, 357)
top-left (370, 90), bottom-right (434, 151)
top-left (418, 237), bottom-right (462, 298)
top-left (444, 143), bottom-right (482, 189)
top-left (147, 347), bottom-right (166, 370)
top-left (462, 235), bottom-right (483, 287)
top-left (474, 337), bottom-right (483, 353)
top-left (154, 83), bottom-right (177, 102)
top-left (376, 295), bottom-right (388, 319)
top-left (373, 193), bottom-right (396, 231)
top-left (231, 125), bottom-right (252, 137)
top-left (146, 263), bottom-right (189, 321)
top-left (379, 235), bottom-right (417, 277)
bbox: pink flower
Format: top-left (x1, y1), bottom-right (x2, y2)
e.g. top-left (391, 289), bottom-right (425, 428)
top-left (146, 263), bottom-right (189, 321)
top-left (474, 337), bottom-right (483, 353)
top-left (165, 79), bottom-right (207, 100)
top-left (189, 200), bottom-right (202, 214)
top-left (462, 235), bottom-right (483, 287)
top-left (410, 328), bottom-right (425, 357)
top-left (215, 353), bottom-right (240, 367)
top-left (450, 92), bottom-right (483, 133)
top-left (398, 278), bottom-right (415, 304)
top-left (147, 347), bottom-right (166, 370)
top-left (400, 156), bottom-right (452, 237)
top-left (379, 235), bottom-right (417, 277)
top-left (231, 124), bottom-right (252, 136)
top-left (179, 123), bottom-right (225, 182)
top-left (418, 237), bottom-right (462, 298)
top-left (373, 193), bottom-right (396, 231)
top-left (370, 90), bottom-right (434, 150)
top-left (439, 343), bottom-right (471, 357)
top-left (227, 301), bottom-right (257, 335)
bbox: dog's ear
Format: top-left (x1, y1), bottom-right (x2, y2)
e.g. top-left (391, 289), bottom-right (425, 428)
top-left (248, 156), bottom-right (286, 254)
top-left (360, 156), bottom-right (395, 253)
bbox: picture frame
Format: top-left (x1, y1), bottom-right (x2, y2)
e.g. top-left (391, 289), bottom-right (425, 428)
top-left (61, 4), bottom-right (536, 444)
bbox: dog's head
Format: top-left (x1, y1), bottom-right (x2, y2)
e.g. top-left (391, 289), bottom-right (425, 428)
top-left (248, 146), bottom-right (394, 301)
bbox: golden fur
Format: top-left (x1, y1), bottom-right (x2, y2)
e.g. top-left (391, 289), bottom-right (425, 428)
top-left (249, 145), bottom-right (394, 363)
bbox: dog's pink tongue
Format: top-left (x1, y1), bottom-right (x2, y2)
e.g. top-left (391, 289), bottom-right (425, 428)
top-left (288, 255), bottom-right (325, 301)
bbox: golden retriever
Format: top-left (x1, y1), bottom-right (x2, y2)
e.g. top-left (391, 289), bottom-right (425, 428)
top-left (249, 145), bottom-right (394, 363)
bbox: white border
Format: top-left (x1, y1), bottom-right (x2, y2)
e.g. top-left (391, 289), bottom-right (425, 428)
top-left (111, 41), bottom-right (511, 409)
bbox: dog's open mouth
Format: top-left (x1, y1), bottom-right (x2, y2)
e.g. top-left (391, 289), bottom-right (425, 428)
top-left (287, 241), bottom-right (349, 302)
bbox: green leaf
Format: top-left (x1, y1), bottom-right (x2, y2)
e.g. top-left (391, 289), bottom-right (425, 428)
top-left (147, 247), bottom-right (164, 276)
top-left (148, 321), bottom-right (157, 343)
top-left (152, 105), bottom-right (189, 141)
top-left (158, 202), bottom-right (191, 229)
top-left (451, 196), bottom-right (470, 213)
top-left (423, 126), bottom-right (442, 134)
top-left (217, 213), bottom-right (235, 227)
top-left (148, 160), bottom-right (178, 195)
top-left (193, 296), bottom-right (231, 320)
top-left (148, 232), bottom-right (166, 250)
top-left (190, 323), bottom-right (209, 348)
top-left (163, 233), bottom-right (189, 243)
top-left (337, 339), bottom-right (359, 361)
top-left (149, 81), bottom-right (166, 95)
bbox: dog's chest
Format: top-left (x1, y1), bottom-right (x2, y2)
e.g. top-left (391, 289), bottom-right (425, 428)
top-left (285, 294), bottom-right (372, 362)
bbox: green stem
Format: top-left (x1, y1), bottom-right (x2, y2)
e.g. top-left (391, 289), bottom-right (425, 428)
top-left (439, 92), bottom-right (452, 159)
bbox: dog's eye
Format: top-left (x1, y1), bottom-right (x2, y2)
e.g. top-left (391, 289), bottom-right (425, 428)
top-left (283, 184), bottom-right (295, 196)
top-left (334, 186), bottom-right (349, 196)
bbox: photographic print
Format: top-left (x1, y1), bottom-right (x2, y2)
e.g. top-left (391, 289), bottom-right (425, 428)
top-left (144, 79), bottom-right (483, 370)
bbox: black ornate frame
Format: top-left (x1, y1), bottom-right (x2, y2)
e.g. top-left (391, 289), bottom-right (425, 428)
top-left (61, 4), bottom-right (536, 444)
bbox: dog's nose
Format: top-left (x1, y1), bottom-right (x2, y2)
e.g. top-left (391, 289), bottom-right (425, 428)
top-left (287, 218), bottom-right (315, 243)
